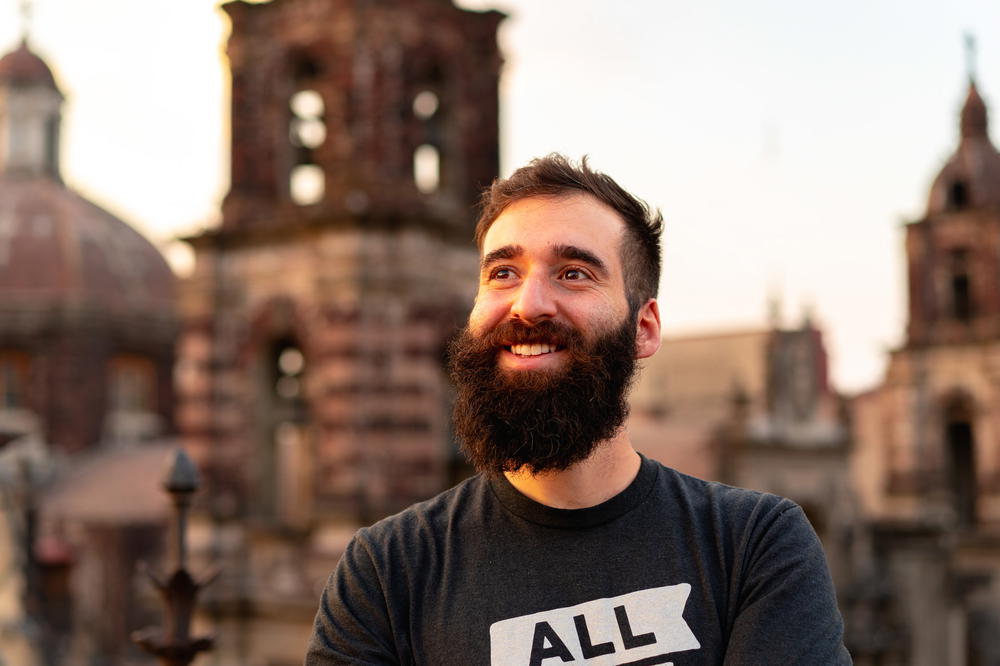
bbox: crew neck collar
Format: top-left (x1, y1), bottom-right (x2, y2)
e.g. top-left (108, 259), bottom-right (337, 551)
top-left (488, 454), bottom-right (659, 529)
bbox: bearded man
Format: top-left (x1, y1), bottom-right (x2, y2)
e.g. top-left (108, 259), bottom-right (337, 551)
top-left (305, 155), bottom-right (851, 665)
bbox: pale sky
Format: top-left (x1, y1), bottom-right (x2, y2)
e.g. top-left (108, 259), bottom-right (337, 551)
top-left (3, 0), bottom-right (1000, 392)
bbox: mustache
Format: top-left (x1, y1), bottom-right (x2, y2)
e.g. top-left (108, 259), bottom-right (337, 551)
top-left (471, 319), bottom-right (583, 349)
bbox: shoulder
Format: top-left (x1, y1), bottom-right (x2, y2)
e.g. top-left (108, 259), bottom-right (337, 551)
top-left (645, 458), bottom-right (812, 553)
top-left (647, 465), bottom-right (853, 662)
top-left (309, 480), bottom-right (496, 665)
top-left (351, 473), bottom-right (491, 561)
top-left (651, 459), bottom-right (797, 521)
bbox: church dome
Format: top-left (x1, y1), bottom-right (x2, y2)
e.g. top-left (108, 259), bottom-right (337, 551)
top-left (926, 81), bottom-right (1000, 216)
top-left (0, 39), bottom-right (57, 88)
top-left (0, 39), bottom-right (177, 455)
top-left (0, 39), bottom-right (173, 317)
top-left (0, 177), bottom-right (175, 316)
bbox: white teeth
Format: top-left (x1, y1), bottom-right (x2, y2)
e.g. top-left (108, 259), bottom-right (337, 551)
top-left (511, 343), bottom-right (556, 356)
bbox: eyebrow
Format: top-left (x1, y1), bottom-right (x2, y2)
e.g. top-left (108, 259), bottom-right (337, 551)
top-left (481, 245), bottom-right (523, 272)
top-left (552, 244), bottom-right (609, 276)
top-left (480, 243), bottom-right (610, 277)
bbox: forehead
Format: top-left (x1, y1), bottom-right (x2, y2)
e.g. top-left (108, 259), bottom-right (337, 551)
top-left (481, 193), bottom-right (627, 260)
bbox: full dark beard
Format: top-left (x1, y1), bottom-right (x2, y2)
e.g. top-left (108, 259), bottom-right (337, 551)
top-left (446, 317), bottom-right (638, 475)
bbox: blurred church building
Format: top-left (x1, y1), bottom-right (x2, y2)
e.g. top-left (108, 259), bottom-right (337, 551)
top-left (2, 1), bottom-right (1000, 664)
top-left (848, 74), bottom-right (1000, 664)
top-left (0, 31), bottom-right (180, 666)
top-left (630, 72), bottom-right (1000, 664)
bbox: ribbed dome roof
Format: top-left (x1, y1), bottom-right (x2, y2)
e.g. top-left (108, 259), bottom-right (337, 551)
top-left (0, 177), bottom-right (175, 315)
top-left (926, 81), bottom-right (1000, 216)
top-left (0, 40), bottom-right (57, 88)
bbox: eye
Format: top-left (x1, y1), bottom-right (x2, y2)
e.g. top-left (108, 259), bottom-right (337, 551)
top-left (561, 267), bottom-right (589, 281)
top-left (488, 266), bottom-right (515, 281)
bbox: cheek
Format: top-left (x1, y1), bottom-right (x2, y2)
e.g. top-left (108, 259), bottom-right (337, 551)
top-left (468, 295), bottom-right (504, 333)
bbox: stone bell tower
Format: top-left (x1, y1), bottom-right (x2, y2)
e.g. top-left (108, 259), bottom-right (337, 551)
top-left (220, 0), bottom-right (503, 232)
top-left (177, 1), bottom-right (503, 659)
top-left (849, 55), bottom-right (1000, 663)
top-left (888, 74), bottom-right (1000, 525)
top-left (178, 0), bottom-right (503, 538)
top-left (905, 80), bottom-right (1000, 350)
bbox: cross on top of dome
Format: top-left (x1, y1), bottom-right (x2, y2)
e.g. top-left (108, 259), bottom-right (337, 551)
top-left (965, 33), bottom-right (977, 84)
top-left (19, 0), bottom-right (32, 41)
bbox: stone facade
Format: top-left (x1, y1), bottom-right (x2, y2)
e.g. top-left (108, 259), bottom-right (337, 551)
top-left (642, 79), bottom-right (1000, 665)
top-left (849, 79), bottom-right (1000, 665)
top-left (177, 1), bottom-right (504, 663)
top-left (0, 44), bottom-right (177, 454)
top-left (0, 38), bottom-right (179, 666)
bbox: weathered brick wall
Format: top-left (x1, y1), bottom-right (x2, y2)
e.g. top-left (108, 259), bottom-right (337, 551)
top-left (221, 0), bottom-right (503, 237)
top-left (181, 226), bottom-right (476, 521)
top-left (179, 4), bottom-right (502, 656)
top-left (906, 213), bottom-right (1000, 346)
top-left (0, 309), bottom-right (175, 453)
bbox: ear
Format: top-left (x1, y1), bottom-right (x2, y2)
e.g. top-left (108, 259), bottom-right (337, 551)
top-left (634, 298), bottom-right (661, 359)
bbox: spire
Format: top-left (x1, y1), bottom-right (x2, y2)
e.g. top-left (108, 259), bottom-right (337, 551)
top-left (961, 34), bottom-right (988, 140)
top-left (965, 33), bottom-right (977, 84)
top-left (19, 0), bottom-right (33, 44)
top-left (799, 301), bottom-right (815, 330)
top-left (767, 285), bottom-right (784, 330)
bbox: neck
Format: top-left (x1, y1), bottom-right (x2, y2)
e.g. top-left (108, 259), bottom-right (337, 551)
top-left (503, 434), bottom-right (641, 509)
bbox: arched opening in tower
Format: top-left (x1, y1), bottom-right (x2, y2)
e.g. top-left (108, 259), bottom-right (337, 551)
top-left (947, 180), bottom-right (970, 210)
top-left (288, 57), bottom-right (326, 206)
top-left (256, 337), bottom-right (310, 524)
top-left (410, 63), bottom-right (445, 195)
top-left (943, 395), bottom-right (977, 526)
top-left (948, 248), bottom-right (974, 322)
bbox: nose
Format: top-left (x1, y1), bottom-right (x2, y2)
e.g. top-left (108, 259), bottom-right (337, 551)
top-left (509, 273), bottom-right (556, 324)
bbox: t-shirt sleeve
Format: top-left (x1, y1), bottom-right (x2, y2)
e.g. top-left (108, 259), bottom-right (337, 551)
top-left (304, 531), bottom-right (402, 665)
top-left (724, 500), bottom-right (852, 665)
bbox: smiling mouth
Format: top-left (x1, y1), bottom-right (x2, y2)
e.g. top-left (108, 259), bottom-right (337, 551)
top-left (505, 343), bottom-right (563, 357)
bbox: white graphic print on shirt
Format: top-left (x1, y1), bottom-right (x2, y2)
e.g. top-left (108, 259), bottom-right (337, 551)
top-left (489, 584), bottom-right (700, 665)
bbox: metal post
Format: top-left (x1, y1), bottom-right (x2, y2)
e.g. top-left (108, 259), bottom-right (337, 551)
top-left (132, 448), bottom-right (216, 666)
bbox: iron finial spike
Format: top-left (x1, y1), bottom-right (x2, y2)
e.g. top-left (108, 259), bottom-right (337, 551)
top-left (163, 448), bottom-right (199, 494)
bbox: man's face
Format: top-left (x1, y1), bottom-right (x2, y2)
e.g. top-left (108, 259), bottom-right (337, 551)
top-left (469, 193), bottom-right (632, 363)
top-left (448, 193), bottom-right (659, 474)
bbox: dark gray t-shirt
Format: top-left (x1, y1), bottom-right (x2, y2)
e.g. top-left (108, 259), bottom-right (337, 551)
top-left (306, 456), bottom-right (851, 665)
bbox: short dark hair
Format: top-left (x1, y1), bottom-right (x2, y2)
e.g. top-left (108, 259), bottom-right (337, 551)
top-left (474, 154), bottom-right (663, 316)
